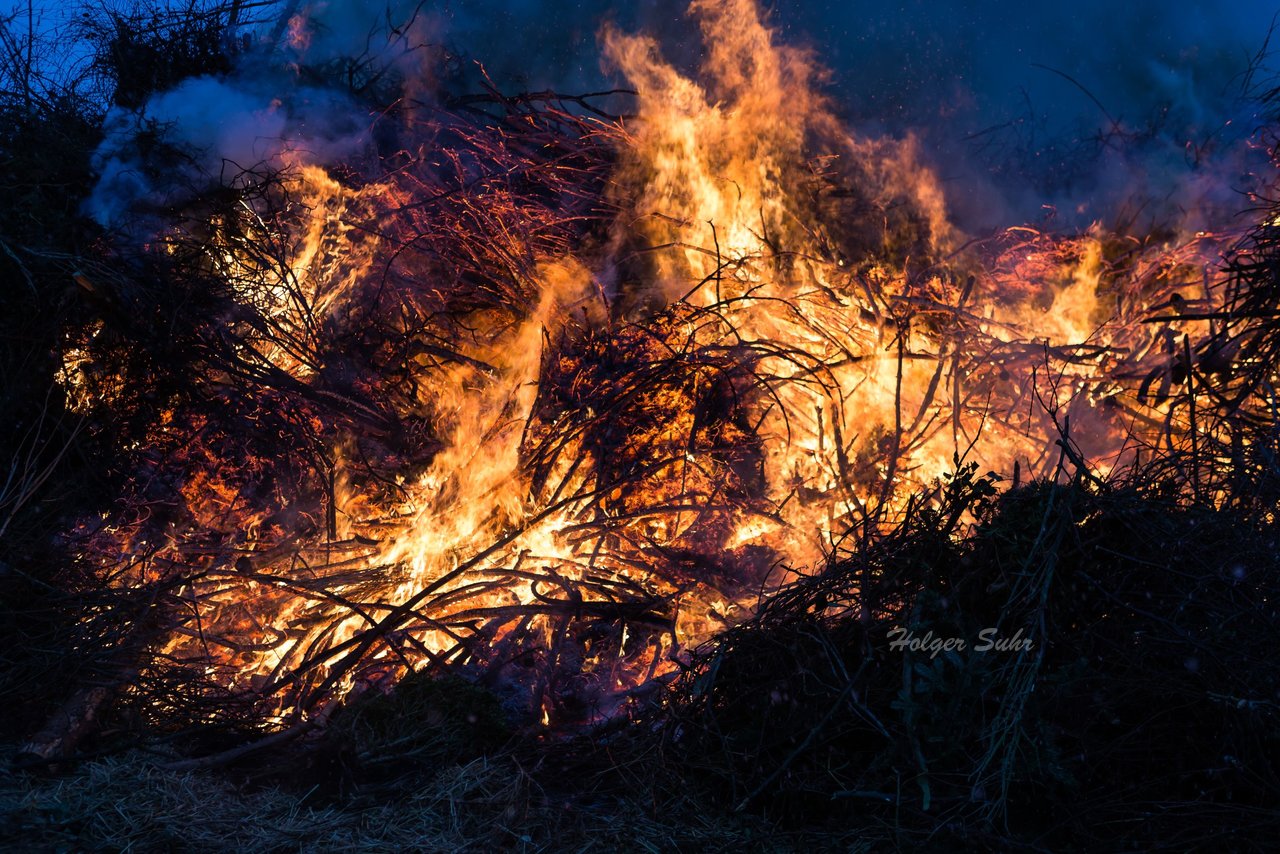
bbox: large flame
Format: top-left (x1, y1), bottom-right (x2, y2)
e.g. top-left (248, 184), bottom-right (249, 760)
top-left (64, 0), bottom-right (1254, 725)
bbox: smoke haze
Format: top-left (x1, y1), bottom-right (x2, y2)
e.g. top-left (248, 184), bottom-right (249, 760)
top-left (63, 0), bottom-right (1280, 231)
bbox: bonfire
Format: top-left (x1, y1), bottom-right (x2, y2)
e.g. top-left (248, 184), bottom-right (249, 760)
top-left (3, 0), bottom-right (1279, 848)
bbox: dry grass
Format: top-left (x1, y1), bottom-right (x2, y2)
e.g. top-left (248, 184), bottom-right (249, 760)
top-left (2, 746), bottom-right (815, 852)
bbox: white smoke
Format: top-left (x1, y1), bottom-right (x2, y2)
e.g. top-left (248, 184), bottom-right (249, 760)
top-left (83, 1), bottom-right (439, 228)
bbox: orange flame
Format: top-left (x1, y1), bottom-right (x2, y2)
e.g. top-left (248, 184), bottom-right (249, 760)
top-left (63, 0), bottom-right (1258, 724)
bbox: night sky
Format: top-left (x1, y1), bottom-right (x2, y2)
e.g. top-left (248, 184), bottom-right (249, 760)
top-left (348, 0), bottom-right (1280, 228)
top-left (13, 0), bottom-right (1280, 229)
top-left (13, 1), bottom-right (1276, 131)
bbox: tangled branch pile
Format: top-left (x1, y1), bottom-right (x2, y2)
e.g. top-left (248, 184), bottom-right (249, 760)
top-left (3, 1), bottom-right (1280, 849)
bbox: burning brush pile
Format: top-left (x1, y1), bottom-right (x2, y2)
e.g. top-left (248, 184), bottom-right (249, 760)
top-left (3, 0), bottom-right (1280, 847)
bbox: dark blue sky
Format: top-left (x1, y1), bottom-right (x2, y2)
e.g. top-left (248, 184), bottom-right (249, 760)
top-left (438, 0), bottom-right (1278, 228)
top-left (11, 0), bottom-right (1276, 139)
top-left (441, 1), bottom-right (1276, 132)
top-left (15, 0), bottom-right (1275, 230)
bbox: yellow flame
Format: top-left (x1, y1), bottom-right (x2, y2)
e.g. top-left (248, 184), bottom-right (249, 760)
top-left (67, 0), bottom-right (1250, 719)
